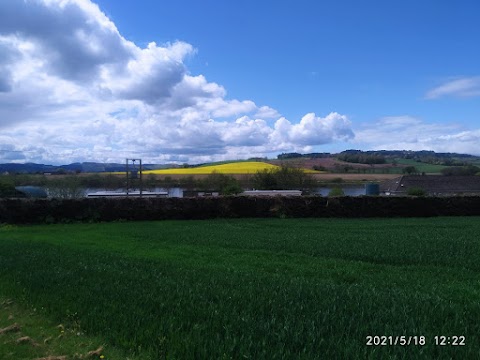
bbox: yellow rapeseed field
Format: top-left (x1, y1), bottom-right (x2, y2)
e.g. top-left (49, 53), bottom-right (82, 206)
top-left (143, 161), bottom-right (280, 175)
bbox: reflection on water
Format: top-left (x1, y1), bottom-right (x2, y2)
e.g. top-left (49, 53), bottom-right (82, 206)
top-left (84, 187), bottom-right (183, 197)
top-left (315, 187), bottom-right (365, 197)
top-left (158, 187), bottom-right (183, 197)
top-left (83, 187), bottom-right (365, 198)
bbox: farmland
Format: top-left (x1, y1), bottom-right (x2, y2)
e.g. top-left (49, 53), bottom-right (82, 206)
top-left (1, 218), bottom-right (480, 359)
top-left (393, 158), bottom-right (447, 173)
top-left (143, 161), bottom-right (283, 175)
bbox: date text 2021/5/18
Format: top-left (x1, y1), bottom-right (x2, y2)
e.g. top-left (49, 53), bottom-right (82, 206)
top-left (366, 335), bottom-right (466, 346)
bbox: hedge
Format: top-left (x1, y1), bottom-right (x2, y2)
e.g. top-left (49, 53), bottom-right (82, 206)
top-left (1, 196), bottom-right (480, 224)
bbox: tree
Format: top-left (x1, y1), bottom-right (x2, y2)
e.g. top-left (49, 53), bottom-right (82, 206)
top-left (337, 152), bottom-right (386, 164)
top-left (252, 166), bottom-right (315, 190)
top-left (402, 166), bottom-right (418, 175)
top-left (200, 171), bottom-right (243, 195)
top-left (144, 174), bottom-right (158, 190)
top-left (277, 152), bottom-right (303, 160)
top-left (441, 165), bottom-right (480, 176)
top-left (221, 182), bottom-right (243, 195)
top-left (252, 169), bottom-right (278, 189)
top-left (46, 176), bottom-right (84, 199)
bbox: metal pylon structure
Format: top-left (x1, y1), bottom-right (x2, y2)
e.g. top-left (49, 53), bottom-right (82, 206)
top-left (126, 158), bottom-right (142, 197)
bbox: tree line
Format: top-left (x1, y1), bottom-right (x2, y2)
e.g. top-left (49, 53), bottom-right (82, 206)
top-left (0, 166), bottom-right (318, 198)
top-left (336, 153), bottom-right (387, 164)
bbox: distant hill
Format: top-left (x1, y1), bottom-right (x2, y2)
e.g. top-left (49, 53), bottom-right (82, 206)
top-left (277, 150), bottom-right (476, 160)
top-left (0, 162), bottom-right (178, 174)
top-left (1, 150), bottom-right (479, 174)
top-left (272, 150), bottom-right (480, 174)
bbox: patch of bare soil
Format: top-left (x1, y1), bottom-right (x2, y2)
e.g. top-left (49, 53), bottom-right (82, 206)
top-left (16, 335), bottom-right (40, 347)
top-left (0, 323), bottom-right (21, 334)
top-left (270, 157), bottom-right (400, 171)
top-left (312, 173), bottom-right (399, 181)
top-left (87, 346), bottom-right (104, 357)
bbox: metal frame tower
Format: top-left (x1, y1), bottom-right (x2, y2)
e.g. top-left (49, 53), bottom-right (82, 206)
top-left (125, 158), bottom-right (143, 197)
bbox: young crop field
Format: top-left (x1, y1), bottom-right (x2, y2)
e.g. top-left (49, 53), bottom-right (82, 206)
top-left (1, 218), bottom-right (480, 359)
top-left (394, 158), bottom-right (447, 173)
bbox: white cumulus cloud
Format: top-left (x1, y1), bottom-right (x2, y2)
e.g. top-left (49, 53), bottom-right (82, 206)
top-left (354, 116), bottom-right (480, 155)
top-left (271, 113), bottom-right (354, 147)
top-left (0, 0), bottom-right (354, 164)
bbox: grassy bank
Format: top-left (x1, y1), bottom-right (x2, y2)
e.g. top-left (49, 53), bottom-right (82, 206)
top-left (0, 296), bottom-right (141, 360)
top-left (1, 218), bottom-right (479, 359)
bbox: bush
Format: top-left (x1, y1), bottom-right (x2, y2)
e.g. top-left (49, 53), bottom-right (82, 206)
top-left (407, 187), bottom-right (427, 197)
top-left (0, 179), bottom-right (15, 198)
top-left (328, 187), bottom-right (345, 197)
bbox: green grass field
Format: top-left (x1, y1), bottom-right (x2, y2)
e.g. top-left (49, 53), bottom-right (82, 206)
top-left (1, 218), bottom-right (480, 359)
top-left (393, 158), bottom-right (447, 173)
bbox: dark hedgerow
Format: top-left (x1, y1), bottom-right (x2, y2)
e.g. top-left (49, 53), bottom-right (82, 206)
top-left (1, 196), bottom-right (480, 224)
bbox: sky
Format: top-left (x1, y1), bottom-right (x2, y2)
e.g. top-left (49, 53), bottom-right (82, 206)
top-left (0, 0), bottom-right (479, 165)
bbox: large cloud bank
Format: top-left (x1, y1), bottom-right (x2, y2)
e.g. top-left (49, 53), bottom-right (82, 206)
top-left (354, 116), bottom-right (480, 155)
top-left (0, 0), bottom-right (354, 164)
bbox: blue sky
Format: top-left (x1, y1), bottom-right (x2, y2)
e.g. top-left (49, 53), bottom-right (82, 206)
top-left (1, 0), bottom-right (479, 164)
top-left (97, 0), bottom-right (480, 121)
